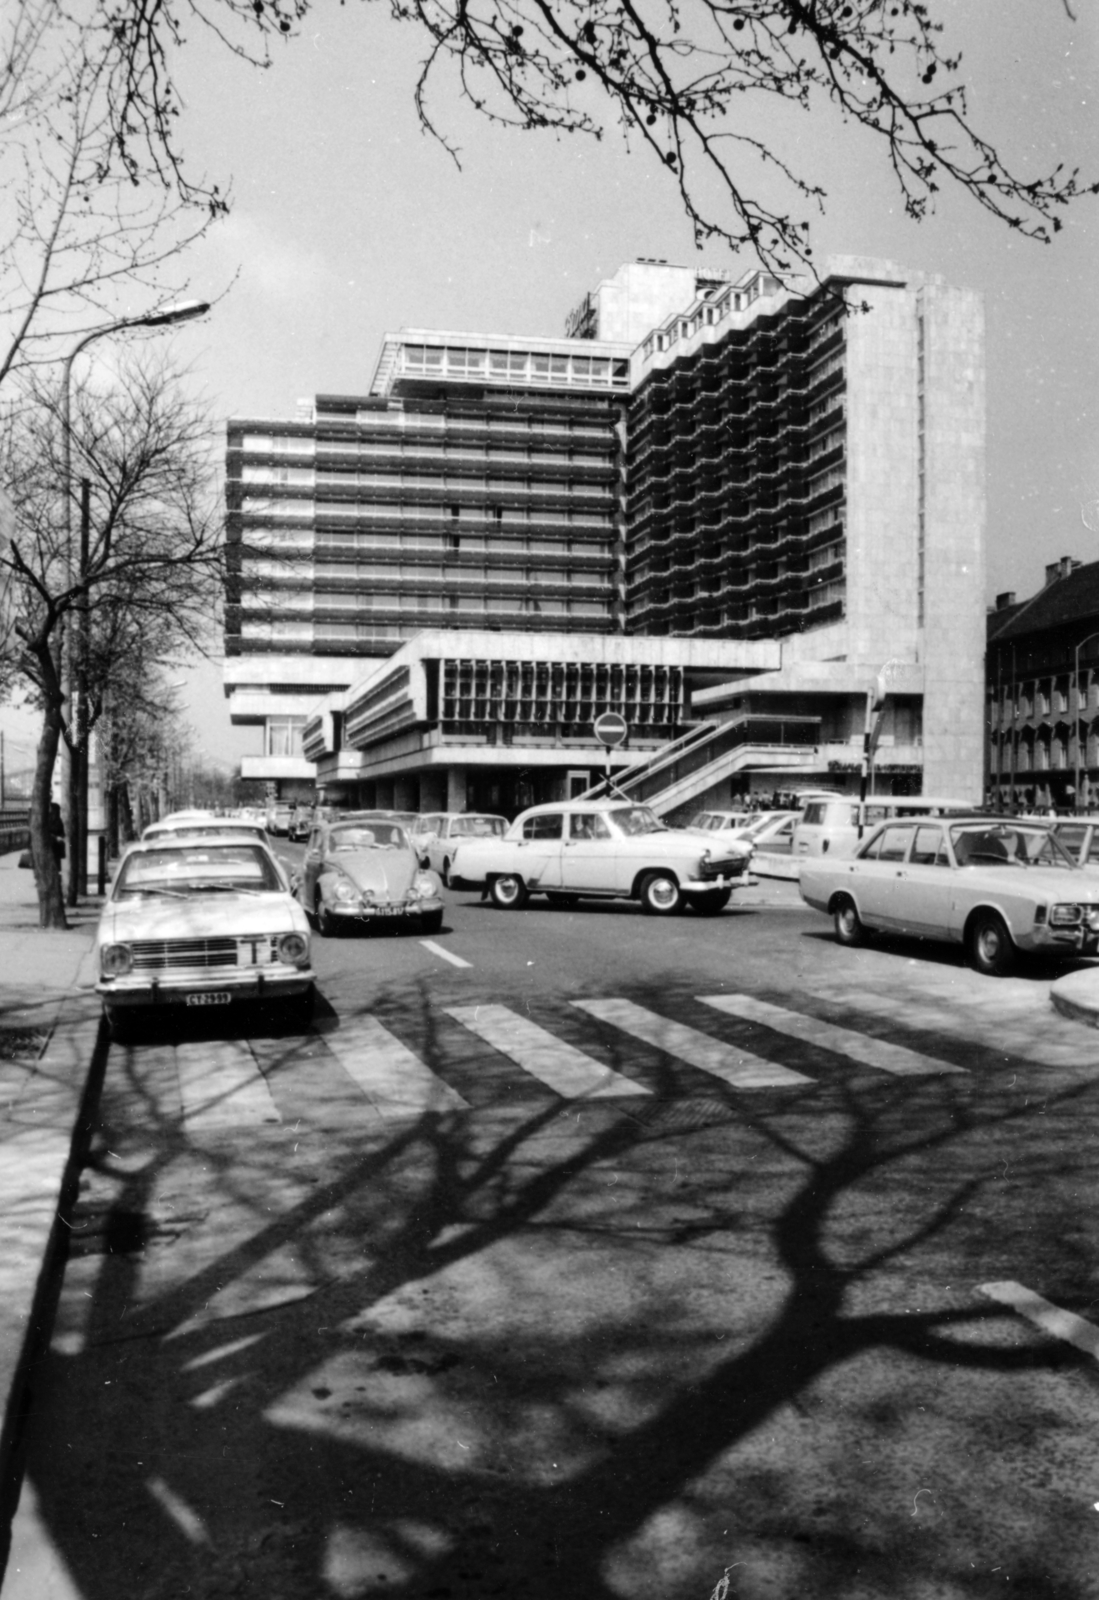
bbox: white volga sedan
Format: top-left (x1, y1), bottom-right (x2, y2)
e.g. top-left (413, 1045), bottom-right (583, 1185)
top-left (449, 800), bottom-right (752, 915)
top-left (800, 814), bottom-right (1099, 975)
top-left (95, 837), bottom-right (315, 1035)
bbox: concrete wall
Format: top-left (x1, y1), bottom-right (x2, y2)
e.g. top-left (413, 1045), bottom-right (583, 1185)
top-left (919, 282), bottom-right (986, 802)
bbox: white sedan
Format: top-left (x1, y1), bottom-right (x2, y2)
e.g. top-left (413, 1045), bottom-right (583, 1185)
top-left (95, 837), bottom-right (315, 1035)
top-left (450, 800), bottom-right (752, 915)
top-left (800, 814), bottom-right (1099, 975)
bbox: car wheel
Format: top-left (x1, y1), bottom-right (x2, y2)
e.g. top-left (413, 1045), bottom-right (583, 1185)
top-left (686, 888), bottom-right (731, 915)
top-left (639, 871), bottom-right (682, 916)
top-left (545, 892), bottom-right (580, 909)
top-left (441, 857), bottom-right (451, 888)
top-left (969, 910), bottom-right (1015, 976)
top-left (833, 895), bottom-right (867, 947)
top-left (315, 890), bottom-right (339, 938)
top-left (489, 873), bottom-right (529, 910)
top-left (420, 908), bottom-right (444, 935)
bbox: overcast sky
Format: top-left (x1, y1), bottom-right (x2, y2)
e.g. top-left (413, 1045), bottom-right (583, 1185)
top-left (5, 0), bottom-right (1097, 775)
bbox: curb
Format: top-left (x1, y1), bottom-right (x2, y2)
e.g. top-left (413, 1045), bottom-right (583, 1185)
top-left (1049, 971), bottom-right (1099, 1029)
top-left (0, 1005), bottom-right (107, 1584)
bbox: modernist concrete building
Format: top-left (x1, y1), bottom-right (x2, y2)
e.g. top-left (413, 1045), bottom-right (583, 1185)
top-left (225, 255), bottom-right (987, 811)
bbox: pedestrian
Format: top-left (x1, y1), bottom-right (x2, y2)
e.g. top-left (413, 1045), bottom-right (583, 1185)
top-left (49, 801), bottom-right (65, 863)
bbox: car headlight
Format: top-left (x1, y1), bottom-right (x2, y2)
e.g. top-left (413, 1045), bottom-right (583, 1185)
top-left (412, 874), bottom-right (438, 898)
top-left (100, 943), bottom-right (133, 977)
top-left (333, 880), bottom-right (359, 903)
top-left (1050, 903), bottom-right (1083, 927)
top-left (276, 932), bottom-right (309, 966)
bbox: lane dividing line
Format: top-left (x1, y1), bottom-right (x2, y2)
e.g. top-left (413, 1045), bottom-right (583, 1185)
top-left (446, 1003), bottom-right (650, 1099)
top-left (323, 1016), bottom-right (470, 1116)
top-left (699, 994), bottom-right (967, 1078)
top-left (977, 1281), bottom-right (1099, 1362)
top-left (421, 940), bottom-right (472, 969)
top-left (177, 1040), bottom-right (281, 1129)
top-left (573, 998), bottom-right (811, 1089)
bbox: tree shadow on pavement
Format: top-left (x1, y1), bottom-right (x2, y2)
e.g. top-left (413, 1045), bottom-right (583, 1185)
top-left (18, 977), bottom-right (1099, 1600)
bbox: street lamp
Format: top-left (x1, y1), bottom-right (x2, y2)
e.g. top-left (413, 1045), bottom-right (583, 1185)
top-left (61, 299), bottom-right (210, 901)
top-left (1073, 632), bottom-right (1099, 816)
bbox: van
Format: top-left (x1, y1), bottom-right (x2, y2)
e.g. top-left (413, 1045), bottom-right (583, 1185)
top-left (792, 795), bottom-right (978, 859)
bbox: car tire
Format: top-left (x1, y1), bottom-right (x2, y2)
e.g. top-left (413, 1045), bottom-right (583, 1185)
top-left (420, 908), bottom-right (444, 934)
top-left (441, 858), bottom-right (451, 888)
top-left (489, 874), bottom-right (529, 910)
top-left (315, 890), bottom-right (340, 938)
top-left (686, 888), bottom-right (731, 915)
top-left (969, 910), bottom-right (1015, 976)
top-left (639, 871), bottom-right (682, 916)
top-left (833, 895), bottom-right (867, 947)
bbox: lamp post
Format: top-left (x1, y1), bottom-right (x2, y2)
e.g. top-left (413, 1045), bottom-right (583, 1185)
top-left (60, 299), bottom-right (210, 901)
top-left (1072, 632), bottom-right (1099, 817)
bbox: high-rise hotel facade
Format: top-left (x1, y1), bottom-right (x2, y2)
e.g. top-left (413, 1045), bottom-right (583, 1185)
top-left (224, 257), bottom-right (986, 811)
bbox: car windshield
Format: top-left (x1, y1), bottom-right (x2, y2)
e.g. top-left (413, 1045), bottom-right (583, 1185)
top-left (114, 843), bottom-right (281, 897)
top-left (450, 816), bottom-right (506, 838)
top-left (330, 823), bottom-right (407, 851)
top-left (949, 822), bottom-right (1076, 869)
top-left (607, 806), bottom-right (666, 837)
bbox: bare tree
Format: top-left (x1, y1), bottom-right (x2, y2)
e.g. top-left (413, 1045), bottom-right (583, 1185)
top-left (47, 0), bottom-right (1099, 281)
top-left (0, 355), bottom-right (223, 927)
top-left (0, 4), bottom-right (221, 389)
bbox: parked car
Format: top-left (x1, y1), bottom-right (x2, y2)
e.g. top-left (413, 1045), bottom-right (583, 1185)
top-left (142, 817), bottom-right (276, 852)
top-left (731, 810), bottom-right (800, 854)
top-left (95, 837), bottom-right (314, 1035)
top-left (449, 800), bottom-right (752, 914)
top-left (799, 813), bottom-right (1099, 975)
top-left (684, 810), bottom-right (753, 836)
top-left (266, 803), bottom-right (294, 836)
top-left (413, 813), bottom-right (509, 884)
top-left (792, 795), bottom-right (978, 859)
top-left (297, 816), bottom-right (444, 935)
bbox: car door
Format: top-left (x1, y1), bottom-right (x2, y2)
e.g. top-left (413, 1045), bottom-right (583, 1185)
top-left (561, 810), bottom-right (616, 892)
top-left (853, 823), bottom-right (914, 927)
top-left (890, 823), bottom-right (953, 936)
top-left (515, 812), bottom-right (565, 887)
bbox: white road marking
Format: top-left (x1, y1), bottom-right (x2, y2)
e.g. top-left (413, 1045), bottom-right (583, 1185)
top-left (322, 1015), bottom-right (469, 1116)
top-left (812, 977), bottom-right (1096, 1069)
top-left (699, 993), bottom-right (967, 1077)
top-left (177, 1040), bottom-right (281, 1129)
top-left (446, 1003), bottom-right (650, 1099)
top-left (420, 940), bottom-right (471, 969)
top-left (573, 998), bottom-right (811, 1089)
top-left (977, 1281), bottom-right (1099, 1362)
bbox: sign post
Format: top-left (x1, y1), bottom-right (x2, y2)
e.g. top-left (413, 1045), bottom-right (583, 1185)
top-left (593, 712), bottom-right (629, 798)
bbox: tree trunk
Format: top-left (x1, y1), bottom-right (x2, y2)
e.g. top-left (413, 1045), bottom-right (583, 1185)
top-left (30, 706), bottom-right (67, 930)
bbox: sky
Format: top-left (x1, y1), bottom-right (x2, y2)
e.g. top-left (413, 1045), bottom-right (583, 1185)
top-left (4, 0), bottom-right (1097, 778)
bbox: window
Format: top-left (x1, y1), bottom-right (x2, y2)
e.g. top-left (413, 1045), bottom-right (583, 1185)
top-left (522, 813), bottom-right (563, 841)
top-left (569, 812), bottom-right (611, 841)
top-left (266, 717), bottom-right (307, 758)
top-left (910, 826), bottom-right (947, 866)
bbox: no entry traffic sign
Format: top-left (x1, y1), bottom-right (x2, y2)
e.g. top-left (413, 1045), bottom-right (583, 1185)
top-left (593, 711), bottom-right (629, 749)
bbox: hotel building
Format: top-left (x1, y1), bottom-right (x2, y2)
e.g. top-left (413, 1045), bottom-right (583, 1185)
top-left (224, 256), bottom-right (987, 812)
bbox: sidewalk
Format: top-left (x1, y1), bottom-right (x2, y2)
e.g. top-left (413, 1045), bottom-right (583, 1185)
top-left (0, 853), bottom-right (104, 1583)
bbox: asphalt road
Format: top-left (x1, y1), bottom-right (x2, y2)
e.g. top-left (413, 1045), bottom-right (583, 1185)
top-left (8, 873), bottom-right (1099, 1600)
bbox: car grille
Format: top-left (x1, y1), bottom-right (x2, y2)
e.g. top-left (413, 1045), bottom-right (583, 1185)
top-left (699, 855), bottom-right (748, 881)
top-left (130, 937), bottom-right (250, 970)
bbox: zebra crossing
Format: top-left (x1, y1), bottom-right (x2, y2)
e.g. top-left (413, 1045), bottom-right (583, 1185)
top-left (111, 986), bottom-right (1000, 1131)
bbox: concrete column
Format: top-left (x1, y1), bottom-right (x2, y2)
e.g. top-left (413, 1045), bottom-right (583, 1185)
top-left (446, 767), bottom-right (467, 812)
top-left (420, 771), bottom-right (448, 811)
top-left (394, 775), bottom-right (418, 811)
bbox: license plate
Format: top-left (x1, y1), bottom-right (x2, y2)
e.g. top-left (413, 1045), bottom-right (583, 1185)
top-left (186, 992), bottom-right (232, 1007)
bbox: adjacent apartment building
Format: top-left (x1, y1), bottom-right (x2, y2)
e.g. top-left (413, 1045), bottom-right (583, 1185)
top-left (224, 256), bottom-right (987, 812)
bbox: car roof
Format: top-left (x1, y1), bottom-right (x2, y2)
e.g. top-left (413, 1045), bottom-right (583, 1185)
top-left (123, 834), bottom-right (278, 856)
top-left (516, 799), bottom-right (647, 817)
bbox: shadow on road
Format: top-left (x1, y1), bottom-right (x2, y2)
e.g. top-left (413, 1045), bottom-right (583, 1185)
top-left (18, 977), bottom-right (1099, 1600)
